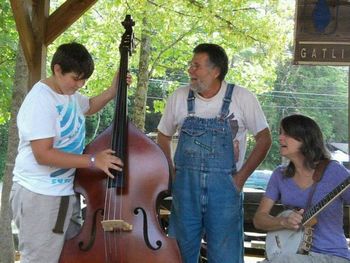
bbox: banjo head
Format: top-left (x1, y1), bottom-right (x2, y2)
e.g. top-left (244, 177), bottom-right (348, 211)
top-left (265, 210), bottom-right (305, 260)
top-left (265, 227), bottom-right (304, 260)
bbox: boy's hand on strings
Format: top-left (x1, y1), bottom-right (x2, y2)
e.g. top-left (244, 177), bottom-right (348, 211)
top-left (94, 149), bottom-right (123, 179)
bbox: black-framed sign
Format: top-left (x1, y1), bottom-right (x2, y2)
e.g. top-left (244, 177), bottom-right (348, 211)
top-left (294, 0), bottom-right (350, 65)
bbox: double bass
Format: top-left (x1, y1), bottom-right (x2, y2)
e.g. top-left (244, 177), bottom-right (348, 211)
top-left (59, 15), bottom-right (181, 263)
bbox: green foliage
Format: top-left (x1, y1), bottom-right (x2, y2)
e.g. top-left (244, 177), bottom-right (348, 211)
top-left (153, 100), bottom-right (166, 113)
top-left (1, 1), bottom-right (348, 177)
top-left (0, 1), bottom-right (17, 124)
top-left (0, 1), bottom-right (17, 181)
top-left (259, 62), bottom-right (349, 168)
top-left (48, 0), bottom-right (347, 171)
top-left (85, 102), bottom-right (116, 143)
top-left (272, 64), bottom-right (348, 141)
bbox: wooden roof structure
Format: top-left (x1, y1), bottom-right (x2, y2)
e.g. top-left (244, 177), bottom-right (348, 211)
top-left (10, 0), bottom-right (97, 88)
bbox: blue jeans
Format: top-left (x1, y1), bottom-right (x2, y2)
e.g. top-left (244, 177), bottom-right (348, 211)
top-left (169, 116), bottom-right (244, 263)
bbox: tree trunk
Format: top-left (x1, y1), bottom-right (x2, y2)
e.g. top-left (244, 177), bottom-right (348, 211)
top-left (132, 16), bottom-right (151, 131)
top-left (0, 45), bottom-right (28, 263)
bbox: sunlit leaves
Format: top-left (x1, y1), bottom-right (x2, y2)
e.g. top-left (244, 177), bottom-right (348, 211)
top-left (0, 1), bottom-right (17, 124)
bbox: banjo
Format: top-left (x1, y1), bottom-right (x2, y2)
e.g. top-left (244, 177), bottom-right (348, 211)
top-left (265, 176), bottom-right (350, 260)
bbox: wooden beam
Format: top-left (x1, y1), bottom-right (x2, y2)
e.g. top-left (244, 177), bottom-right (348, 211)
top-left (9, 0), bottom-right (36, 71)
top-left (45, 0), bottom-right (97, 45)
top-left (348, 67), bottom-right (350, 164)
top-left (28, 0), bottom-right (50, 87)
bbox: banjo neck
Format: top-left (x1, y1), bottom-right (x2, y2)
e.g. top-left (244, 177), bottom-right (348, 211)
top-left (302, 176), bottom-right (350, 226)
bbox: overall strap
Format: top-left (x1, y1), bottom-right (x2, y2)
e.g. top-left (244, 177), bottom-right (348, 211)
top-left (187, 89), bottom-right (195, 115)
top-left (219, 83), bottom-right (235, 120)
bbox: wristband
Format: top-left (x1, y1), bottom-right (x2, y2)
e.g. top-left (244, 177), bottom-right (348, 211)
top-left (89, 154), bottom-right (96, 167)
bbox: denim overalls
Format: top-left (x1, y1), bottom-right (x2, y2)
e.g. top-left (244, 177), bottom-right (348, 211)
top-left (169, 84), bottom-right (244, 263)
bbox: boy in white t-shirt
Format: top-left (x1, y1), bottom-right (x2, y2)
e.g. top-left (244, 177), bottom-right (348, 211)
top-left (10, 42), bottom-right (130, 263)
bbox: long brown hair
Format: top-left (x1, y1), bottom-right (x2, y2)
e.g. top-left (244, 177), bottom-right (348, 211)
top-left (281, 114), bottom-right (331, 177)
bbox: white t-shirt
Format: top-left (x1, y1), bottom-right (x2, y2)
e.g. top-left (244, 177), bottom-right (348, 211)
top-left (157, 81), bottom-right (269, 170)
top-left (13, 81), bottom-right (90, 196)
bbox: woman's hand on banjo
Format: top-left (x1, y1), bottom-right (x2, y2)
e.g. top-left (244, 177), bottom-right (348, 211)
top-left (280, 209), bottom-right (304, 230)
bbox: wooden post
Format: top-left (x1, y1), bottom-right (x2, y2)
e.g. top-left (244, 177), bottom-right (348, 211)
top-left (348, 66), bottom-right (350, 163)
top-left (10, 0), bottom-right (49, 89)
top-left (29, 0), bottom-right (49, 88)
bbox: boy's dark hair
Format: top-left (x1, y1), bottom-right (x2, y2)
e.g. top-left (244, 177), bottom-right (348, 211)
top-left (51, 42), bottom-right (94, 79)
top-left (281, 114), bottom-right (331, 177)
top-left (193, 43), bottom-right (228, 81)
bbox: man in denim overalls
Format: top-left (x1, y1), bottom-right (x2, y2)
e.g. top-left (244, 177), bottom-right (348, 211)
top-left (157, 43), bottom-right (272, 263)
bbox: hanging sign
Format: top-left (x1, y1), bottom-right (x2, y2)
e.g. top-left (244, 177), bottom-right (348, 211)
top-left (294, 0), bottom-right (350, 65)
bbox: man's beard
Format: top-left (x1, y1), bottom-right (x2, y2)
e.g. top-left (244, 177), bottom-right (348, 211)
top-left (190, 80), bottom-right (210, 94)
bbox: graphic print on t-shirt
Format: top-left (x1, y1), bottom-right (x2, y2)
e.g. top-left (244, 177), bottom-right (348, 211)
top-left (50, 97), bottom-right (85, 184)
